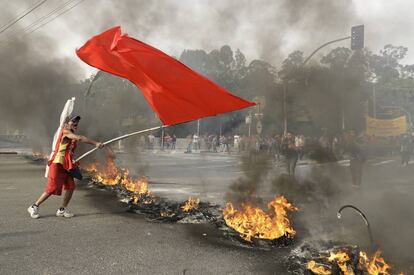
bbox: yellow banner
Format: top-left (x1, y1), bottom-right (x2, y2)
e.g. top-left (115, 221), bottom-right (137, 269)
top-left (366, 116), bottom-right (407, 137)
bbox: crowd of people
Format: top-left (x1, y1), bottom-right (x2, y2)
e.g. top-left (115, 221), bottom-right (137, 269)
top-left (146, 131), bottom-right (413, 157)
top-left (143, 130), bottom-right (414, 177)
top-left (137, 129), bottom-right (414, 189)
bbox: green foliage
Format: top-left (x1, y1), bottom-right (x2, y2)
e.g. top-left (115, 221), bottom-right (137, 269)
top-left (77, 43), bottom-right (414, 139)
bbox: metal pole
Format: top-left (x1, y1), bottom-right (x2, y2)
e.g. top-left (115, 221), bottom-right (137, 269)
top-left (302, 36), bottom-right (351, 66)
top-left (83, 71), bottom-right (103, 116)
top-left (75, 125), bottom-right (166, 162)
top-left (298, 36), bottom-right (352, 132)
top-left (283, 84), bottom-right (287, 135)
top-left (406, 111), bottom-right (412, 129)
top-left (219, 118), bottom-right (222, 137)
top-left (161, 127), bottom-right (165, 150)
top-left (373, 85), bottom-right (376, 118)
top-left (197, 119), bottom-right (200, 137)
top-left (248, 122), bottom-right (251, 137)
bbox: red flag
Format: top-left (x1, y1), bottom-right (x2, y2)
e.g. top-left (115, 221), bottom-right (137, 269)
top-left (76, 26), bottom-right (255, 125)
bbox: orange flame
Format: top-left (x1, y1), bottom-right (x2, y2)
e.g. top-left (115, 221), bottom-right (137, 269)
top-left (307, 250), bottom-right (400, 275)
top-left (91, 158), bottom-right (120, 185)
top-left (181, 197), bottom-right (200, 212)
top-left (359, 251), bottom-right (391, 275)
top-left (307, 261), bottom-right (331, 275)
top-left (223, 196), bottom-right (298, 242)
top-left (121, 170), bottom-right (152, 204)
top-left (89, 158), bottom-right (153, 203)
top-left (328, 251), bottom-right (351, 275)
top-left (82, 162), bottom-right (98, 173)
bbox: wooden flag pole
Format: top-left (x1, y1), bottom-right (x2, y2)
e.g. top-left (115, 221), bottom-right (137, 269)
top-left (75, 125), bottom-right (168, 162)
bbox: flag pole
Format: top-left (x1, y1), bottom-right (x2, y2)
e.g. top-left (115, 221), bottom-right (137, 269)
top-left (75, 125), bottom-right (168, 162)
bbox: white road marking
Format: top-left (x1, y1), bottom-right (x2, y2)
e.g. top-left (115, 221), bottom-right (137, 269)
top-left (150, 187), bottom-right (190, 194)
top-left (371, 160), bottom-right (396, 166)
top-left (195, 164), bottom-right (237, 169)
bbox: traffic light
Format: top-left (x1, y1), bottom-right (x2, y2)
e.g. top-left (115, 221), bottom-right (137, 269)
top-left (351, 25), bottom-right (364, 50)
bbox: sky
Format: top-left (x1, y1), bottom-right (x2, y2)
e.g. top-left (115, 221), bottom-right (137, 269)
top-left (1, 0), bottom-right (414, 78)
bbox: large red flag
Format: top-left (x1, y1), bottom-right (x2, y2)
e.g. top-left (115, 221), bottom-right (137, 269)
top-left (76, 26), bottom-right (255, 125)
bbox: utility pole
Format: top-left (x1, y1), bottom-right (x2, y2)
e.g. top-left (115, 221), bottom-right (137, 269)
top-left (302, 36), bottom-right (351, 66)
top-left (373, 85), bottom-right (376, 118)
top-left (161, 127), bottom-right (165, 150)
top-left (300, 25), bottom-right (364, 132)
top-left (83, 71), bottom-right (103, 116)
top-left (246, 112), bottom-right (252, 137)
top-left (197, 119), bottom-right (200, 137)
top-left (248, 122), bottom-right (251, 137)
top-left (283, 84), bottom-right (287, 135)
top-left (219, 118), bottom-right (222, 137)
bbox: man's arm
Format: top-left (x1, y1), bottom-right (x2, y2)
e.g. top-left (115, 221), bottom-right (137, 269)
top-left (63, 129), bottom-right (104, 148)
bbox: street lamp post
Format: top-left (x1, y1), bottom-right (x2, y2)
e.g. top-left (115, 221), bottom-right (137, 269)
top-left (373, 85), bottom-right (377, 118)
top-left (83, 70), bottom-right (103, 116)
top-left (302, 36), bottom-right (352, 66)
top-left (298, 35), bottom-right (353, 132)
top-left (277, 26), bottom-right (363, 134)
top-left (246, 112), bottom-right (252, 137)
top-left (197, 119), bottom-right (200, 137)
top-left (283, 84), bottom-right (287, 135)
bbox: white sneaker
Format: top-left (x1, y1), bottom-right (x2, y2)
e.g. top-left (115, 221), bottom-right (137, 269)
top-left (27, 205), bottom-right (40, 219)
top-left (56, 208), bottom-right (74, 218)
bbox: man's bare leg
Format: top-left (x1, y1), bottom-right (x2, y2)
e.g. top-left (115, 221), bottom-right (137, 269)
top-left (28, 192), bottom-right (51, 218)
top-left (61, 189), bottom-right (74, 208)
top-left (35, 192), bottom-right (52, 206)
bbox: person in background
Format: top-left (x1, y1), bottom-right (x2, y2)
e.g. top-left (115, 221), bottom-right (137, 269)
top-left (295, 134), bottom-right (305, 160)
top-left (171, 134), bottom-right (177, 150)
top-left (234, 134), bottom-right (240, 152)
top-left (400, 133), bottom-right (412, 166)
top-left (282, 132), bottom-right (298, 176)
top-left (185, 134), bottom-right (193, 153)
top-left (212, 135), bottom-right (218, 152)
top-left (148, 133), bottom-right (155, 150)
top-left (192, 133), bottom-right (199, 151)
top-left (343, 131), bottom-right (366, 188)
top-left (274, 135), bottom-right (281, 161)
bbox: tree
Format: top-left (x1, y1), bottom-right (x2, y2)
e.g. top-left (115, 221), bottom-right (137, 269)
top-left (278, 51), bottom-right (305, 82)
top-left (320, 47), bottom-right (352, 70)
top-left (367, 44), bottom-right (408, 83)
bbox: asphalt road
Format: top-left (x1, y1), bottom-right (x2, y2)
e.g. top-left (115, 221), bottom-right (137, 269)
top-left (115, 150), bottom-right (414, 273)
top-left (1, 140), bottom-right (413, 274)
top-left (0, 154), bottom-right (289, 275)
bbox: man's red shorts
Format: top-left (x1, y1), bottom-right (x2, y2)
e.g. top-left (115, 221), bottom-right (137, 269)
top-left (45, 163), bottom-right (75, 196)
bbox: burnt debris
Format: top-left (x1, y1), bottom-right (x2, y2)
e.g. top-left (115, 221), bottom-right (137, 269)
top-left (85, 171), bottom-right (297, 249)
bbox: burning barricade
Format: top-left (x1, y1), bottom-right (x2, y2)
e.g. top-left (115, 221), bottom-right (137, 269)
top-left (288, 243), bottom-right (403, 275)
top-left (82, 158), bottom-right (220, 224)
top-left (181, 196), bottom-right (200, 212)
top-left (84, 158), bottom-right (153, 205)
top-left (220, 196), bottom-right (298, 247)
top-left (82, 158), bottom-right (299, 247)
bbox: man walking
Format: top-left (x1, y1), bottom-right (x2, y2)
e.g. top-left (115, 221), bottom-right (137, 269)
top-left (27, 115), bottom-right (104, 219)
top-left (282, 133), bottom-right (298, 176)
top-left (344, 131), bottom-right (366, 188)
top-left (400, 133), bottom-right (412, 166)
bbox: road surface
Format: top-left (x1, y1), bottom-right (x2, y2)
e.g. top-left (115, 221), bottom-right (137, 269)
top-left (1, 139), bottom-right (413, 274)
